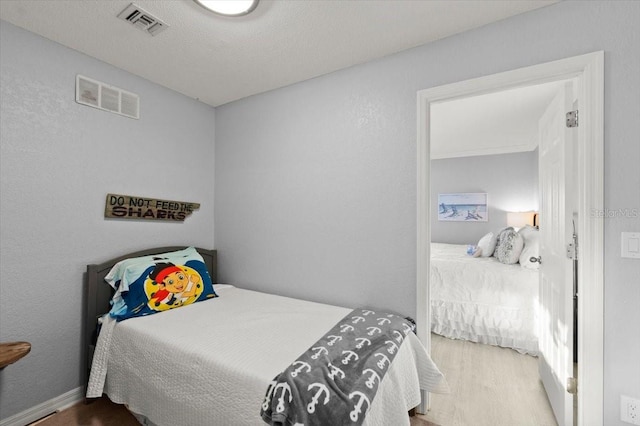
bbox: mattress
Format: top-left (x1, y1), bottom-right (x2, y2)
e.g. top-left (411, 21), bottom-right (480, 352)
top-left (87, 285), bottom-right (447, 426)
top-left (430, 243), bottom-right (539, 355)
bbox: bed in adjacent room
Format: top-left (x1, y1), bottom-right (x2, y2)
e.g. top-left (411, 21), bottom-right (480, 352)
top-left (430, 226), bottom-right (540, 355)
top-left (85, 246), bottom-right (448, 426)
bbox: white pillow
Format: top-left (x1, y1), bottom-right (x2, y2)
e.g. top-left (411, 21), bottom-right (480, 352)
top-left (493, 228), bottom-right (524, 264)
top-left (519, 226), bottom-right (540, 269)
top-left (518, 224), bottom-right (536, 240)
top-left (477, 232), bottom-right (498, 257)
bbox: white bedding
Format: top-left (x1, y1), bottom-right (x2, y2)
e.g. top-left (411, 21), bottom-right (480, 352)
top-left (88, 285), bottom-right (448, 426)
top-left (430, 243), bottom-right (539, 355)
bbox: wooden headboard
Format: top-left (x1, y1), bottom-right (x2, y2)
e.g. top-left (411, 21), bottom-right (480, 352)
top-left (84, 246), bottom-right (217, 382)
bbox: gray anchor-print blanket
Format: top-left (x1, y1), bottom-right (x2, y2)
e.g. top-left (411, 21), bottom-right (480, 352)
top-left (260, 308), bottom-right (416, 426)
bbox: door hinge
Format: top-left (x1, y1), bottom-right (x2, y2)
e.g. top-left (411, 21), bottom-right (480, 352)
top-left (567, 377), bottom-right (577, 394)
top-left (566, 242), bottom-right (577, 260)
top-left (566, 110), bottom-right (579, 128)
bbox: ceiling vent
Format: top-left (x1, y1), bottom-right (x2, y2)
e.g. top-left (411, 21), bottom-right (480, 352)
top-left (117, 3), bottom-right (168, 36)
top-left (76, 75), bottom-right (140, 119)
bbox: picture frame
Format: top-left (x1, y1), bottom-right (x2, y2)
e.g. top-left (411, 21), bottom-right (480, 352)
top-left (437, 192), bottom-right (488, 222)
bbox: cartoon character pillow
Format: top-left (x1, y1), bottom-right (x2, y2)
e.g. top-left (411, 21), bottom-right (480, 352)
top-left (105, 247), bottom-right (217, 321)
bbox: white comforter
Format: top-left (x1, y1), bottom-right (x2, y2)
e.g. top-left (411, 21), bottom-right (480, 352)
top-left (88, 285), bottom-right (447, 426)
top-left (430, 243), bottom-right (539, 355)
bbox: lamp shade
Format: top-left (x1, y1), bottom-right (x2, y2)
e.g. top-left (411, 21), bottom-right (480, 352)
top-left (507, 211), bottom-right (536, 229)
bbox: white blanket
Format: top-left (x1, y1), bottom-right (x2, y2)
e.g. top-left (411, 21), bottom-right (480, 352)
top-left (88, 285), bottom-right (447, 426)
top-left (430, 243), bottom-right (539, 355)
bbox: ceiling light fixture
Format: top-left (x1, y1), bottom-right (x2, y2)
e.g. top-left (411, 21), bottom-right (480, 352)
top-left (194, 0), bottom-right (259, 17)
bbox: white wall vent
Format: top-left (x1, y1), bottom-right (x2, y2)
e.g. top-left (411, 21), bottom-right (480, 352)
top-left (117, 3), bottom-right (168, 36)
top-left (76, 75), bottom-right (140, 119)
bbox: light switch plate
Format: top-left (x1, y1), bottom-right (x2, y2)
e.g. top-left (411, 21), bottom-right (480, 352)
top-left (621, 232), bottom-right (640, 259)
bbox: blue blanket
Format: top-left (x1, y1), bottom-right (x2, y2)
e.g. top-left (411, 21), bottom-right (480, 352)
top-left (260, 308), bottom-right (416, 425)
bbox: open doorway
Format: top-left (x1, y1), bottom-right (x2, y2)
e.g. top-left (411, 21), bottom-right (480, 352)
top-left (416, 52), bottom-right (604, 426)
top-left (426, 78), bottom-right (574, 425)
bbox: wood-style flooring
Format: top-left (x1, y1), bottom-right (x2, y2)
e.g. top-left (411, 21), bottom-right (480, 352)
top-left (28, 397), bottom-right (138, 426)
top-left (418, 333), bottom-right (558, 426)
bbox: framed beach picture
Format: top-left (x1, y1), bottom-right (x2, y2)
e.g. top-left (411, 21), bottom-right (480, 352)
top-left (438, 192), bottom-right (488, 222)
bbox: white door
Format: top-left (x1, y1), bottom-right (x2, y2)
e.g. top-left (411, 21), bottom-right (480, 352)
top-left (538, 81), bottom-right (576, 426)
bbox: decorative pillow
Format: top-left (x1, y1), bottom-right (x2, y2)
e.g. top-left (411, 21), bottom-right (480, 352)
top-left (493, 227), bottom-right (524, 264)
top-left (517, 224), bottom-right (536, 240)
top-left (477, 232), bottom-right (498, 257)
top-left (518, 226), bottom-right (540, 270)
top-left (466, 245), bottom-right (481, 257)
top-left (105, 247), bottom-right (217, 321)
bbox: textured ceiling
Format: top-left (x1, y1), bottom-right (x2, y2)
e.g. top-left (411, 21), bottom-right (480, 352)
top-left (0, 0), bottom-right (556, 107)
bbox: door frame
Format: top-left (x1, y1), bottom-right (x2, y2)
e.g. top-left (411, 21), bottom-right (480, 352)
top-left (416, 51), bottom-right (604, 425)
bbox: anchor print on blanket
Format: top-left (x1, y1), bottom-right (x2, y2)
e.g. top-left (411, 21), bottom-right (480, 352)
top-left (307, 383), bottom-right (330, 414)
top-left (363, 368), bottom-right (380, 389)
top-left (355, 337), bottom-right (371, 349)
top-left (385, 340), bottom-right (399, 355)
top-left (260, 309), bottom-right (416, 426)
top-left (274, 383), bottom-right (293, 414)
top-left (340, 324), bottom-right (355, 333)
top-left (291, 361), bottom-right (312, 378)
top-left (311, 346), bottom-right (328, 360)
top-left (262, 381), bottom-right (277, 412)
top-left (342, 350), bottom-right (359, 365)
top-left (349, 391), bottom-right (371, 422)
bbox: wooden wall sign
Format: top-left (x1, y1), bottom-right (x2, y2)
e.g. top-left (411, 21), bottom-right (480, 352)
top-left (105, 193), bottom-right (200, 222)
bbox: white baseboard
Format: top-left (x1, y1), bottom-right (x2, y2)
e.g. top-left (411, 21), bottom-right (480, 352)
top-left (0, 387), bottom-right (85, 426)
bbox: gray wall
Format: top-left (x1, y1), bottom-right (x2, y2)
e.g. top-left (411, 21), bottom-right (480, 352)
top-left (430, 151), bottom-right (538, 245)
top-left (215, 2), bottom-right (640, 424)
top-left (0, 22), bottom-right (215, 419)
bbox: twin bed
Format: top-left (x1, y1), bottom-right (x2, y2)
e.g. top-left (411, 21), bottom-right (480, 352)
top-left (85, 246), bottom-right (448, 426)
top-left (84, 240), bottom-right (537, 425)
